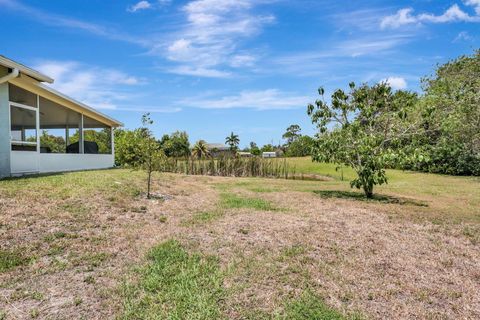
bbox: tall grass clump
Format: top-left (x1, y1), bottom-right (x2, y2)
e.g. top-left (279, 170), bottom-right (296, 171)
top-left (162, 157), bottom-right (296, 179)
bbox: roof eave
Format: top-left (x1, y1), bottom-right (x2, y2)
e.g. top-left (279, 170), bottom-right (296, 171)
top-left (0, 55), bottom-right (54, 84)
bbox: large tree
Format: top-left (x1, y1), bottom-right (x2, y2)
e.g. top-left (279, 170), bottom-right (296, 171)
top-left (115, 128), bottom-right (153, 167)
top-left (416, 50), bottom-right (480, 175)
top-left (225, 132), bottom-right (240, 153)
top-left (285, 135), bottom-right (314, 157)
top-left (307, 82), bottom-right (418, 198)
top-left (282, 124), bottom-right (302, 145)
top-left (160, 131), bottom-right (191, 158)
top-left (249, 141), bottom-right (261, 156)
top-left (39, 130), bottom-right (66, 153)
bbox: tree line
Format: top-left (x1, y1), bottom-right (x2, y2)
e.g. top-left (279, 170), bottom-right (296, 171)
top-left (115, 123), bottom-right (314, 166)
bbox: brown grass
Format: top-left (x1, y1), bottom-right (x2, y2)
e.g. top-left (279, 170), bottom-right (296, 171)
top-left (0, 169), bottom-right (479, 319)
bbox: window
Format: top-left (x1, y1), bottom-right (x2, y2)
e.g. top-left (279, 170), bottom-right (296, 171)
top-left (10, 104), bottom-right (37, 151)
top-left (83, 115), bottom-right (112, 154)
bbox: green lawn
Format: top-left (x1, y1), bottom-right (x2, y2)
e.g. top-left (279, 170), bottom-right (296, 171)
top-left (282, 157), bottom-right (480, 223)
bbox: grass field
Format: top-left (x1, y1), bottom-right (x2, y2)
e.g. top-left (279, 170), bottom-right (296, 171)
top-left (0, 159), bottom-right (479, 319)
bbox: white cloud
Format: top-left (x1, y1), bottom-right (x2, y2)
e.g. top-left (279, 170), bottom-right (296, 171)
top-left (35, 61), bottom-right (142, 110)
top-left (128, 1), bottom-right (152, 12)
top-left (230, 54), bottom-right (257, 67)
top-left (453, 31), bottom-right (473, 42)
top-left (380, 8), bottom-right (418, 29)
top-left (465, 0), bottom-right (480, 14)
top-left (156, 0), bottom-right (275, 77)
top-left (167, 66), bottom-right (231, 78)
top-left (381, 3), bottom-right (480, 29)
top-left (271, 34), bottom-right (411, 77)
top-left (127, 0), bottom-right (171, 12)
top-left (419, 4), bottom-right (472, 23)
top-left (167, 39), bottom-right (193, 60)
top-left (337, 35), bottom-right (411, 57)
top-left (382, 77), bottom-right (407, 90)
top-left (180, 89), bottom-right (310, 110)
top-left (0, 0), bottom-right (272, 77)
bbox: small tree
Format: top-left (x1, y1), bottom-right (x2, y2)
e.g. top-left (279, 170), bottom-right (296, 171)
top-left (307, 82), bottom-right (417, 198)
top-left (135, 113), bottom-right (165, 199)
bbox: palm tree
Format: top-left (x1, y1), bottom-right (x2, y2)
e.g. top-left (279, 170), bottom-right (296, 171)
top-left (192, 140), bottom-right (210, 159)
top-left (225, 132), bottom-right (240, 153)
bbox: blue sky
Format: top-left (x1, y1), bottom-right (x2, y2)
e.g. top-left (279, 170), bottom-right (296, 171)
top-left (0, 0), bottom-right (478, 147)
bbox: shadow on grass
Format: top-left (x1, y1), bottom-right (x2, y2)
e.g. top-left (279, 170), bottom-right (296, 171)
top-left (0, 171), bottom-right (66, 182)
top-left (0, 167), bottom-right (122, 182)
top-left (313, 190), bottom-right (428, 207)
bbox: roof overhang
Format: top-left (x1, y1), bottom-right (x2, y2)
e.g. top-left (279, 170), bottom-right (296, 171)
top-left (9, 74), bottom-right (123, 127)
top-left (0, 55), bottom-right (54, 84)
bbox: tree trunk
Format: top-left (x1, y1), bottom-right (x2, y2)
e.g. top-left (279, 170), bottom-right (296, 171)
top-left (363, 183), bottom-right (374, 199)
top-left (147, 167), bottom-right (152, 199)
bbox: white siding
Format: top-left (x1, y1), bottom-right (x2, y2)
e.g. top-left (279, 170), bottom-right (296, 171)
top-left (39, 154), bottom-right (114, 173)
top-left (11, 152), bottom-right (114, 175)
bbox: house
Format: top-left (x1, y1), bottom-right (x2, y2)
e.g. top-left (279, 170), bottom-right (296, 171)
top-left (0, 55), bottom-right (122, 178)
top-left (262, 152), bottom-right (277, 158)
top-left (205, 143), bottom-right (233, 158)
top-left (238, 151), bottom-right (253, 158)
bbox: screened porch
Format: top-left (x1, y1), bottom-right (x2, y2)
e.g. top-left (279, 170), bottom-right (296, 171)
top-left (9, 84), bottom-right (115, 175)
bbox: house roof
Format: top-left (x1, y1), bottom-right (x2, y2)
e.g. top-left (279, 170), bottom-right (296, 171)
top-left (206, 143), bottom-right (229, 150)
top-left (0, 55), bottom-right (54, 83)
top-left (1, 55), bottom-right (123, 127)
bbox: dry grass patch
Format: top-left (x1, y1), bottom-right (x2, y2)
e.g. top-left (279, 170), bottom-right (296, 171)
top-left (1, 167), bottom-right (479, 319)
top-left (0, 170), bottom-right (219, 319)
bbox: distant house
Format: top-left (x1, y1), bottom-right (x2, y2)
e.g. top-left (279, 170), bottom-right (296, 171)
top-left (238, 152), bottom-right (253, 158)
top-left (0, 55), bottom-right (122, 178)
top-left (206, 143), bottom-right (233, 158)
top-left (262, 152), bottom-right (277, 158)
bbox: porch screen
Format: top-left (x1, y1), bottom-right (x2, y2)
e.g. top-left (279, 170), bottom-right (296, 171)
top-left (83, 115), bottom-right (112, 154)
top-left (39, 97), bottom-right (81, 154)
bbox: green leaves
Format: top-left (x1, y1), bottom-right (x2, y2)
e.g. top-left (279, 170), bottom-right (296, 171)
top-left (307, 82), bottom-right (417, 197)
top-left (415, 50), bottom-right (480, 175)
top-left (225, 132), bottom-right (240, 152)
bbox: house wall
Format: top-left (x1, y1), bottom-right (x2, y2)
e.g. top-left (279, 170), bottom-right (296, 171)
top-left (0, 66), bottom-right (10, 178)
